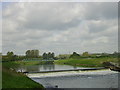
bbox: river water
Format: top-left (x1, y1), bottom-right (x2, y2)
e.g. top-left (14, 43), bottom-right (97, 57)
top-left (16, 63), bottom-right (119, 88)
top-left (28, 70), bottom-right (119, 88)
top-left (16, 63), bottom-right (95, 72)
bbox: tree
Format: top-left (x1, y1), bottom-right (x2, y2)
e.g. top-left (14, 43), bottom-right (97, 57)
top-left (43, 53), bottom-right (47, 59)
top-left (48, 52), bottom-right (52, 59)
top-left (7, 51), bottom-right (14, 57)
top-left (35, 50), bottom-right (39, 57)
top-left (26, 50), bottom-right (39, 58)
top-left (42, 52), bottom-right (55, 60)
top-left (82, 52), bottom-right (89, 57)
top-left (6, 51), bottom-right (14, 61)
top-left (70, 52), bottom-right (80, 58)
top-left (51, 52), bottom-right (55, 59)
top-left (31, 50), bottom-right (34, 57)
top-left (26, 50), bottom-right (31, 57)
top-left (73, 52), bottom-right (79, 56)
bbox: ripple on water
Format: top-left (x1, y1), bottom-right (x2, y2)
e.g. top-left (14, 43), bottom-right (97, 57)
top-left (29, 70), bottom-right (119, 88)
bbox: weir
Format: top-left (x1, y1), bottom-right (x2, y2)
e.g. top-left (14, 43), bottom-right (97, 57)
top-left (23, 67), bottom-right (106, 74)
top-left (26, 69), bottom-right (119, 88)
top-left (27, 69), bottom-right (118, 79)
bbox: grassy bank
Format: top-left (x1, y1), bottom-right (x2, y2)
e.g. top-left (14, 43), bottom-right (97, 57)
top-left (54, 57), bottom-right (118, 67)
top-left (2, 62), bottom-right (44, 89)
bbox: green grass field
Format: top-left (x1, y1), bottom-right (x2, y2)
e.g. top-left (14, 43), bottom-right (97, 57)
top-left (2, 62), bottom-right (44, 89)
top-left (55, 57), bottom-right (118, 67)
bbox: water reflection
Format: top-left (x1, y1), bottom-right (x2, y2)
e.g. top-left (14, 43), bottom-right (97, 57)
top-left (73, 66), bottom-right (77, 69)
top-left (43, 64), bottom-right (55, 71)
top-left (26, 66), bottom-right (40, 72)
top-left (16, 61), bottom-right (93, 72)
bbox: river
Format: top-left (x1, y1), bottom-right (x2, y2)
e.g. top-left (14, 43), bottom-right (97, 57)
top-left (16, 62), bottom-right (119, 88)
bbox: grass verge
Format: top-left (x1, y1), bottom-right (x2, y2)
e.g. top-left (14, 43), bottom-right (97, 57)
top-left (54, 57), bottom-right (118, 67)
top-left (2, 62), bottom-right (44, 89)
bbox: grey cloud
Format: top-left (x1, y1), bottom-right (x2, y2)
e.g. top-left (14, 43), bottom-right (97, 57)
top-left (83, 2), bottom-right (118, 20)
top-left (24, 19), bottom-right (81, 30)
top-left (88, 19), bottom-right (117, 33)
top-left (2, 2), bottom-right (118, 55)
top-left (22, 2), bottom-right (118, 31)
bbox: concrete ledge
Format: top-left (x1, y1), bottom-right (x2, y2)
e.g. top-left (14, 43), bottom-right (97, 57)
top-left (23, 67), bottom-right (107, 74)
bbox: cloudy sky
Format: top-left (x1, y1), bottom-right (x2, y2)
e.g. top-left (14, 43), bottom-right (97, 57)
top-left (2, 2), bottom-right (118, 55)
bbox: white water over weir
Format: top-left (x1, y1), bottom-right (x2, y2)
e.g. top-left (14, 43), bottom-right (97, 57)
top-left (27, 69), bottom-right (119, 88)
top-left (27, 69), bottom-right (118, 78)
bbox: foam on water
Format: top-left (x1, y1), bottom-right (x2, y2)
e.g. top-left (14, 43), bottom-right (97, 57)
top-left (27, 69), bottom-right (118, 78)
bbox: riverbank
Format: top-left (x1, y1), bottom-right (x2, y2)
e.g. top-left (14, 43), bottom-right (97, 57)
top-left (2, 62), bottom-right (44, 89)
top-left (13, 57), bottom-right (118, 68)
top-left (54, 57), bottom-right (118, 67)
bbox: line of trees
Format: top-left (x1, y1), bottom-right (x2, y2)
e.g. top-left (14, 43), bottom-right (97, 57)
top-left (2, 50), bottom-right (120, 61)
top-left (26, 50), bottom-right (39, 58)
top-left (2, 51), bottom-right (25, 61)
top-left (42, 52), bottom-right (55, 60)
